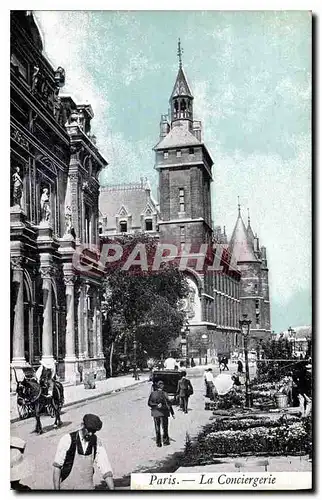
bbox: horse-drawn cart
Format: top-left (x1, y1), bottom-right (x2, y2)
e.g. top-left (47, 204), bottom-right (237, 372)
top-left (151, 370), bottom-right (182, 404)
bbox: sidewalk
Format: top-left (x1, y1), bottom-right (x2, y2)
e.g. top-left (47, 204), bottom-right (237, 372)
top-left (11, 373), bottom-right (149, 423)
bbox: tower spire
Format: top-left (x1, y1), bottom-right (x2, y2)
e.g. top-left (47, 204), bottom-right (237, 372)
top-left (247, 207), bottom-right (250, 225)
top-left (238, 196), bottom-right (241, 216)
top-left (177, 38), bottom-right (183, 68)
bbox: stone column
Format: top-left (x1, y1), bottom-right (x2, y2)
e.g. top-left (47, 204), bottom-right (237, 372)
top-left (63, 274), bottom-right (80, 384)
top-left (95, 292), bottom-right (106, 380)
top-left (40, 267), bottom-right (55, 365)
top-left (11, 257), bottom-right (28, 390)
top-left (76, 285), bottom-right (84, 359)
top-left (11, 257), bottom-right (27, 365)
top-left (92, 293), bottom-right (98, 357)
top-left (83, 284), bottom-right (90, 359)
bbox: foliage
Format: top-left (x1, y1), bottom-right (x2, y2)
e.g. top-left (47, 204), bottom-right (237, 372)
top-left (181, 415), bottom-right (311, 466)
top-left (255, 337), bottom-right (313, 386)
top-left (101, 234), bottom-right (190, 360)
top-left (215, 389), bottom-right (245, 410)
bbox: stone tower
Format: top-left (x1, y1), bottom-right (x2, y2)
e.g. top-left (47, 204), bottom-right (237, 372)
top-left (153, 40), bottom-right (216, 360)
top-left (229, 204), bottom-right (271, 346)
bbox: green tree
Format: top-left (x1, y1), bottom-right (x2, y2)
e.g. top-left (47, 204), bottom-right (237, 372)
top-left (101, 234), bottom-right (190, 365)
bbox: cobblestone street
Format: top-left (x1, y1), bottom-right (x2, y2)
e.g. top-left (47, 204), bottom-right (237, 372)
top-left (11, 370), bottom-right (212, 489)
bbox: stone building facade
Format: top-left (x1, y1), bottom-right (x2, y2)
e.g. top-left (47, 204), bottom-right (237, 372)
top-left (99, 178), bottom-right (159, 237)
top-left (10, 11), bottom-right (106, 387)
top-left (229, 207), bottom-right (271, 347)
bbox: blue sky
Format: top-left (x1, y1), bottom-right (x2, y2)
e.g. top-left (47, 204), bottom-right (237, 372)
top-left (34, 10), bottom-right (311, 332)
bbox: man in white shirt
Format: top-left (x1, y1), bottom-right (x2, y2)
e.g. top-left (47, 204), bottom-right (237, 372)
top-left (53, 414), bottom-right (114, 490)
top-left (164, 355), bottom-right (178, 370)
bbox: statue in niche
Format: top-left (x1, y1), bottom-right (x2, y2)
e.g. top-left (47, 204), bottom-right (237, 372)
top-left (64, 205), bottom-right (72, 234)
top-left (12, 167), bottom-right (23, 207)
top-left (40, 187), bottom-right (51, 222)
top-left (31, 65), bottom-right (40, 93)
top-left (187, 286), bottom-right (196, 319)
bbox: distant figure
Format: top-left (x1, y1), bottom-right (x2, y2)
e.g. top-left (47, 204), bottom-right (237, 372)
top-left (10, 437), bottom-right (34, 491)
top-left (174, 365), bottom-right (179, 371)
top-left (190, 358), bottom-right (195, 368)
top-left (204, 368), bottom-right (215, 399)
top-left (179, 361), bottom-right (186, 372)
top-left (164, 355), bottom-right (177, 370)
top-left (148, 380), bottom-right (175, 447)
top-left (221, 356), bottom-right (229, 371)
top-left (176, 371), bottom-right (193, 413)
top-left (237, 360), bottom-right (244, 374)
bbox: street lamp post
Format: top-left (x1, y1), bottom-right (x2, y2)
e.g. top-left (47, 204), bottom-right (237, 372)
top-left (133, 338), bottom-right (139, 380)
top-left (185, 325), bottom-right (190, 367)
top-left (239, 313), bottom-right (252, 408)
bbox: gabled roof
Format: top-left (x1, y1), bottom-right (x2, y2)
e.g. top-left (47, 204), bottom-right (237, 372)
top-left (229, 212), bottom-right (258, 263)
top-left (170, 67), bottom-right (193, 99)
top-left (154, 123), bottom-right (201, 150)
top-left (99, 181), bottom-right (158, 229)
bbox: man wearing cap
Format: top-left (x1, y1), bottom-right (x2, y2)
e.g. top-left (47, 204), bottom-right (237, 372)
top-left (148, 380), bottom-right (175, 447)
top-left (53, 414), bottom-right (114, 490)
top-left (10, 437), bottom-right (34, 490)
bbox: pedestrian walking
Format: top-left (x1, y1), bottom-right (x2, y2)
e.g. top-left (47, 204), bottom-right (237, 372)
top-left (10, 437), bottom-right (34, 491)
top-left (176, 371), bottom-right (193, 413)
top-left (148, 380), bottom-right (175, 447)
top-left (204, 368), bottom-right (215, 399)
top-left (53, 414), bottom-right (114, 490)
top-left (222, 356), bottom-right (229, 371)
top-left (237, 360), bottom-right (243, 374)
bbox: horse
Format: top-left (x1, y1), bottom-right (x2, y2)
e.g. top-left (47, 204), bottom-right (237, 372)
top-left (13, 367), bottom-right (64, 434)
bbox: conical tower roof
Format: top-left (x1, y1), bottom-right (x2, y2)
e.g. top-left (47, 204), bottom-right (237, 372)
top-left (246, 209), bottom-right (255, 244)
top-left (229, 207), bottom-right (258, 263)
top-left (170, 66), bottom-right (193, 99)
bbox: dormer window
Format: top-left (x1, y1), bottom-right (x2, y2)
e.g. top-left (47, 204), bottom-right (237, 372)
top-left (145, 219), bottom-right (153, 231)
top-left (189, 147), bottom-right (194, 155)
top-left (164, 151), bottom-right (169, 159)
top-left (120, 221), bottom-right (127, 233)
top-left (176, 150), bottom-right (182, 157)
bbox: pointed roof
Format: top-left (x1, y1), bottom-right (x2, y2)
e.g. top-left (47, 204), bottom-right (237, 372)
top-left (154, 122), bottom-right (201, 150)
top-left (170, 67), bottom-right (193, 99)
top-left (246, 209), bottom-right (255, 244)
top-left (229, 210), bottom-right (258, 263)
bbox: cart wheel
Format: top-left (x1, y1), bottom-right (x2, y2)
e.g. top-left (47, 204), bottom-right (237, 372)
top-left (17, 402), bottom-right (29, 420)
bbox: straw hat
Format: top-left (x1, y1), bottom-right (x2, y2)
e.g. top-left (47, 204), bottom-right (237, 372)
top-left (10, 437), bottom-right (35, 482)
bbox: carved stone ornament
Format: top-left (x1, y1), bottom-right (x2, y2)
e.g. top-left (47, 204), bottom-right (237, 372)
top-left (63, 274), bottom-right (75, 286)
top-left (11, 256), bottom-right (24, 271)
top-left (11, 127), bottom-right (29, 150)
top-left (40, 266), bottom-right (53, 279)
